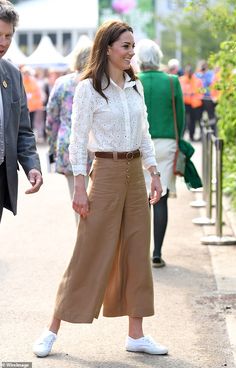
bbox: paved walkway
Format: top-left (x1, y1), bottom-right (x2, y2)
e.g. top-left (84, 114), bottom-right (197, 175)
top-left (0, 142), bottom-right (235, 368)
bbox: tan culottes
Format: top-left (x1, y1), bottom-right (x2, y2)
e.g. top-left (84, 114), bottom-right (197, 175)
top-left (54, 156), bottom-right (154, 323)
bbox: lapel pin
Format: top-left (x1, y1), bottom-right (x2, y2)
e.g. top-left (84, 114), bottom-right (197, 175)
top-left (2, 80), bottom-right (7, 88)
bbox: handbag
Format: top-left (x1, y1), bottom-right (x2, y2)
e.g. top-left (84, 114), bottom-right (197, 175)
top-left (169, 76), bottom-right (186, 176)
top-left (173, 148), bottom-right (186, 176)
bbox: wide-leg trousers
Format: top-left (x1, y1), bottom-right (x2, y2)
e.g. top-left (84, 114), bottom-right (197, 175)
top-left (53, 156), bottom-right (154, 323)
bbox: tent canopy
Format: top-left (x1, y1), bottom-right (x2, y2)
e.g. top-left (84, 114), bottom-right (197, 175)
top-left (3, 38), bottom-right (27, 65)
top-left (15, 0), bottom-right (98, 31)
top-left (25, 35), bottom-right (68, 69)
top-left (64, 35), bottom-right (93, 65)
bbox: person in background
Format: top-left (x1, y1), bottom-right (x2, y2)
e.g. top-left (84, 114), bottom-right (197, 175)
top-left (20, 65), bottom-right (43, 129)
top-left (180, 64), bottom-right (203, 141)
top-left (0, 0), bottom-right (43, 222)
top-left (48, 69), bottom-right (65, 93)
top-left (136, 39), bottom-right (185, 268)
top-left (33, 20), bottom-right (167, 358)
top-left (195, 60), bottom-right (216, 132)
top-left (46, 41), bottom-right (93, 216)
top-left (167, 58), bottom-right (183, 77)
top-left (34, 68), bottom-right (50, 142)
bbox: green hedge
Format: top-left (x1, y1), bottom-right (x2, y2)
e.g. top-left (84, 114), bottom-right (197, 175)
top-left (210, 37), bottom-right (236, 209)
top-left (190, 0), bottom-right (236, 209)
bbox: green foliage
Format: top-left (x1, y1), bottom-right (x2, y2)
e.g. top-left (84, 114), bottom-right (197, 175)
top-left (162, 13), bottom-right (224, 66)
top-left (99, 0), bottom-right (112, 17)
top-left (138, 0), bottom-right (155, 38)
top-left (191, 0), bottom-right (236, 208)
top-left (156, 2), bottom-right (225, 67)
top-left (210, 37), bottom-right (236, 207)
top-left (99, 0), bottom-right (155, 38)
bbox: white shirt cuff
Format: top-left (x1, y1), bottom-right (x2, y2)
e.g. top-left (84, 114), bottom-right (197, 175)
top-left (72, 165), bottom-right (87, 176)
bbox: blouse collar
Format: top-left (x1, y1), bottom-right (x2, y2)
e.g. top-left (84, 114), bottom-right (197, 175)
top-left (102, 72), bottom-right (136, 90)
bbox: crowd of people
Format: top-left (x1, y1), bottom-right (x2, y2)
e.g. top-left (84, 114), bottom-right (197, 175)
top-left (166, 58), bottom-right (219, 141)
top-left (0, 0), bottom-right (217, 361)
top-left (16, 42), bottom-right (220, 146)
top-left (29, 37), bottom-right (216, 269)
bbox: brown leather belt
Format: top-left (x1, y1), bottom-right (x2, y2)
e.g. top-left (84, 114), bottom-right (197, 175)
top-left (95, 149), bottom-right (141, 160)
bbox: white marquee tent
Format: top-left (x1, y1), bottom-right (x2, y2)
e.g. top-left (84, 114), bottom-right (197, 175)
top-left (64, 35), bottom-right (93, 66)
top-left (16, 0), bottom-right (98, 31)
top-left (3, 38), bottom-right (28, 65)
top-left (25, 35), bottom-right (68, 69)
top-left (15, 0), bottom-right (98, 55)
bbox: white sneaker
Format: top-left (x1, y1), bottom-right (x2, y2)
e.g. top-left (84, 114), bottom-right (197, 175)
top-left (125, 335), bottom-right (168, 355)
top-left (33, 329), bottom-right (57, 357)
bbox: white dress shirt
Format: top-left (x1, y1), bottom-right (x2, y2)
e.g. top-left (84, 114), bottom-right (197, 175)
top-left (69, 73), bottom-right (157, 176)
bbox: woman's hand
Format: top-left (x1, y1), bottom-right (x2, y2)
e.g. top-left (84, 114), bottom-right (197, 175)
top-left (148, 165), bottom-right (163, 205)
top-left (72, 175), bottom-right (89, 218)
top-left (149, 175), bottom-right (163, 205)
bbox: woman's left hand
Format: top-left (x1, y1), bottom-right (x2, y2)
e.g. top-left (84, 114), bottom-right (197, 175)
top-left (149, 176), bottom-right (163, 205)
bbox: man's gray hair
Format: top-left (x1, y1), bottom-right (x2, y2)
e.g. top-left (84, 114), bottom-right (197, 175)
top-left (135, 39), bottom-right (163, 70)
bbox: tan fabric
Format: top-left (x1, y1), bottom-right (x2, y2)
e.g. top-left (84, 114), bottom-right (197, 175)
top-left (54, 156), bottom-right (154, 323)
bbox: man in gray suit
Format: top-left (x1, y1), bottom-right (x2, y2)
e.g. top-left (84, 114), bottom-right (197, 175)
top-left (0, 0), bottom-right (43, 222)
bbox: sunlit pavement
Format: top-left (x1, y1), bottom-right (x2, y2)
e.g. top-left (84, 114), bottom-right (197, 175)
top-left (0, 141), bottom-right (235, 368)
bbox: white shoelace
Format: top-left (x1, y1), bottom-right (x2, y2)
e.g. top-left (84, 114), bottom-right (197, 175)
top-left (38, 333), bottom-right (55, 348)
top-left (143, 336), bottom-right (160, 347)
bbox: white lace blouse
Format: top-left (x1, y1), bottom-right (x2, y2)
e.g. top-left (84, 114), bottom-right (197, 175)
top-left (69, 73), bottom-right (157, 176)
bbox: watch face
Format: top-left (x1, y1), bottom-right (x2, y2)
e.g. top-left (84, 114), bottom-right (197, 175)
top-left (151, 171), bottom-right (161, 177)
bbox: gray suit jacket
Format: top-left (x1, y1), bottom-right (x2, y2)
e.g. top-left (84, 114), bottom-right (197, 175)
top-left (0, 59), bottom-right (41, 215)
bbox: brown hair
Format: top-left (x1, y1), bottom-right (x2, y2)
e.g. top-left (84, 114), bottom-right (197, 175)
top-left (81, 20), bottom-right (138, 101)
top-left (0, 0), bottom-right (19, 32)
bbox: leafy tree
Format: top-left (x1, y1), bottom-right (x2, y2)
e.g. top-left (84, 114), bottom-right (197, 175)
top-left (99, 0), bottom-right (154, 37)
top-left (137, 0), bottom-right (155, 38)
top-left (99, 0), bottom-right (112, 21)
top-left (158, 5), bottom-right (225, 67)
top-left (190, 0), bottom-right (236, 208)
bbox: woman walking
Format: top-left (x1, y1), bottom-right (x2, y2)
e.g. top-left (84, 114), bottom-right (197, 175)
top-left (136, 39), bottom-right (185, 268)
top-left (33, 20), bottom-right (168, 358)
top-left (46, 41), bottom-right (93, 222)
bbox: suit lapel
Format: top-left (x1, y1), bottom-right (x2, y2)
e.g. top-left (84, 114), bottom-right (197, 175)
top-left (0, 60), bottom-right (12, 128)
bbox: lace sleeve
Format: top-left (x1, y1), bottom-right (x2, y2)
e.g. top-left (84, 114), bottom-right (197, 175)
top-left (136, 81), bottom-right (157, 169)
top-left (69, 80), bottom-right (94, 176)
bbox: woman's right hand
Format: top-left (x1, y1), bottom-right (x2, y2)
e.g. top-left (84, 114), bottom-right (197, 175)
top-left (72, 175), bottom-right (89, 218)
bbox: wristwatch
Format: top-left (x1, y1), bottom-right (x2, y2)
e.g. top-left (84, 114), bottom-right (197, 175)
top-left (150, 171), bottom-right (161, 178)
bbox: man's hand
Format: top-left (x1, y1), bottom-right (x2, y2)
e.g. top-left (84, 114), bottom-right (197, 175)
top-left (25, 169), bottom-right (43, 194)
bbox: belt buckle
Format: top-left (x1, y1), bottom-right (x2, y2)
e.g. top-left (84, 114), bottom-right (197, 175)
top-left (126, 151), bottom-right (134, 160)
top-left (113, 152), bottom-right (118, 161)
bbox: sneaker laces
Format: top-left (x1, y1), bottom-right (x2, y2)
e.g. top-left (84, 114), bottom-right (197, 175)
top-left (143, 336), bottom-right (157, 346)
top-left (38, 333), bottom-right (55, 348)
